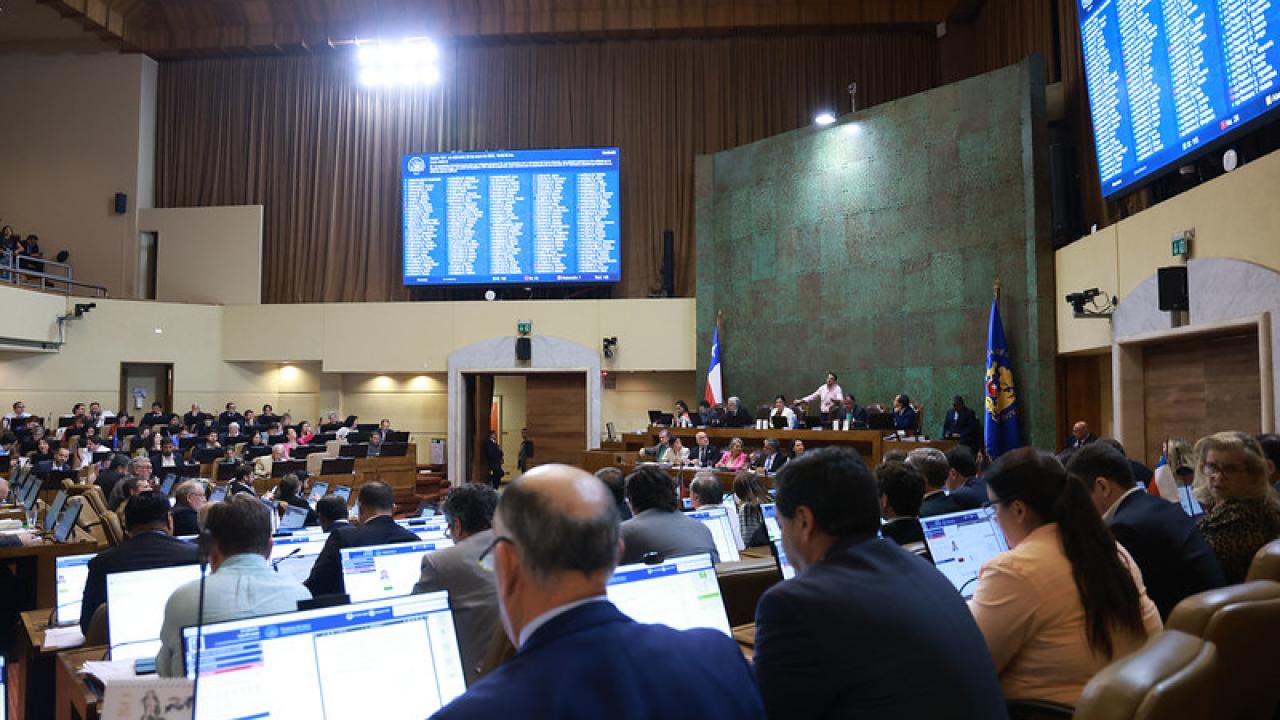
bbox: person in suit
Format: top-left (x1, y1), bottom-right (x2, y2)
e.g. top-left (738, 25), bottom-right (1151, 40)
top-left (484, 432), bottom-right (505, 489)
top-left (141, 402), bottom-right (172, 429)
top-left (366, 430), bottom-right (384, 458)
top-left (619, 465), bottom-right (718, 564)
top-left (941, 395), bottom-right (979, 452)
top-left (94, 453), bottom-right (130, 502)
top-left (831, 395), bottom-right (869, 427)
top-left (1066, 421), bottom-right (1096, 450)
top-left (909, 448), bottom-right (963, 517)
top-left (945, 445), bottom-right (987, 510)
top-left (1067, 443), bottom-right (1225, 618)
top-left (149, 438), bottom-right (182, 474)
top-left (227, 463), bottom-right (256, 497)
top-left (273, 473), bottom-right (318, 527)
top-left (875, 461), bottom-right (926, 547)
top-left (170, 480), bottom-right (206, 537)
top-left (34, 446), bottom-right (73, 476)
top-left (412, 483), bottom-right (500, 686)
top-left (432, 464), bottom-right (764, 720)
top-left (516, 427), bottom-right (534, 473)
top-left (304, 481), bottom-right (418, 597)
top-left (758, 438), bottom-right (787, 474)
top-left (315, 496), bottom-right (352, 533)
top-left (753, 447), bottom-right (1007, 719)
top-left (217, 402), bottom-right (244, 428)
top-left (892, 394), bottom-right (918, 433)
top-left (593, 467), bottom-right (632, 521)
top-left (690, 431), bottom-right (720, 468)
top-left (1100, 438), bottom-right (1154, 493)
top-left (637, 428), bottom-right (673, 461)
top-left (696, 400), bottom-right (722, 427)
top-left (182, 404), bottom-right (208, 431)
top-left (723, 396), bottom-right (753, 428)
top-left (79, 491), bottom-right (200, 634)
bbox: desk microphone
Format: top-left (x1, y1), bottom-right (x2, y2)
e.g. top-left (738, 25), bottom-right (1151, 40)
top-left (271, 547), bottom-right (301, 570)
top-left (191, 530), bottom-right (212, 718)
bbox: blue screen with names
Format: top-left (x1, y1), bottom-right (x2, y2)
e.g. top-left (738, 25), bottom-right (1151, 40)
top-left (402, 147), bottom-right (621, 285)
top-left (1079, 0), bottom-right (1280, 198)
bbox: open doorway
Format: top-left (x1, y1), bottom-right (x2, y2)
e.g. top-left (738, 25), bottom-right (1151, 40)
top-left (119, 363), bottom-right (173, 418)
top-left (464, 371), bottom-right (585, 484)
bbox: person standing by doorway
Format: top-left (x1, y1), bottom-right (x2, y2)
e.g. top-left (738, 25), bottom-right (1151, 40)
top-left (517, 428), bottom-right (534, 474)
top-left (484, 432), bottom-right (505, 488)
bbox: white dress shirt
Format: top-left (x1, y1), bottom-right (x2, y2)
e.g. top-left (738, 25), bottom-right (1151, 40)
top-left (800, 384), bottom-right (844, 413)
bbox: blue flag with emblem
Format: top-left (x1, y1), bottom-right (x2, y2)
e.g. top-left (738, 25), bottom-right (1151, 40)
top-left (984, 297), bottom-right (1023, 459)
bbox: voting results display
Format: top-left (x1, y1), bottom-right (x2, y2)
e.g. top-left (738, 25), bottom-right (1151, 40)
top-left (1080, 0), bottom-right (1280, 197)
top-left (402, 148), bottom-right (621, 285)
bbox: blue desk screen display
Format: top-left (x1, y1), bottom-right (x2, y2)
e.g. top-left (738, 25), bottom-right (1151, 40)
top-left (1079, 0), bottom-right (1280, 197)
top-left (402, 147), bottom-right (621, 285)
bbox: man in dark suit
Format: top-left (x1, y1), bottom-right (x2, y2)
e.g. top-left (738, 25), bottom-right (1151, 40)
top-left (1068, 444), bottom-right (1225, 618)
top-left (170, 481), bottom-right (206, 536)
top-left (753, 447), bottom-right (1007, 719)
top-left (619, 465), bottom-right (718, 564)
top-left (483, 432), bottom-right (504, 489)
top-left (432, 464), bottom-right (765, 720)
top-left (304, 481), bottom-right (417, 597)
top-left (149, 438), bottom-right (183, 476)
top-left (79, 491), bottom-right (200, 633)
top-left (1101, 438), bottom-right (1155, 492)
top-left (832, 395), bottom-right (869, 427)
top-left (1066, 420), bottom-right (1096, 449)
top-left (909, 448), bottom-right (964, 518)
top-left (315, 496), bottom-right (352, 533)
top-left (690, 431), bottom-right (720, 468)
top-left (95, 454), bottom-right (130, 501)
top-left (182, 404), bottom-right (209, 431)
top-left (945, 445), bottom-right (987, 510)
top-left (273, 474), bottom-right (318, 527)
top-left (874, 461), bottom-right (926, 547)
top-left (759, 438), bottom-right (787, 474)
top-left (696, 400), bottom-right (722, 427)
top-left (723, 396), bottom-right (752, 428)
top-left (941, 395), bottom-right (979, 452)
top-left (217, 402), bottom-right (245, 429)
top-left (141, 402), bottom-right (173, 429)
top-left (35, 447), bottom-right (73, 476)
top-left (516, 428), bottom-right (534, 473)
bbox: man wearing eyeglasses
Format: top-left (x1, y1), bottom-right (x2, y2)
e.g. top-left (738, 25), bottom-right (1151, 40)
top-left (433, 464), bottom-right (764, 719)
top-left (413, 483), bottom-right (499, 686)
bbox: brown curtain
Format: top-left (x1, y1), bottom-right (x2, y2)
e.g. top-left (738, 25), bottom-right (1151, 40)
top-left (156, 31), bottom-right (939, 303)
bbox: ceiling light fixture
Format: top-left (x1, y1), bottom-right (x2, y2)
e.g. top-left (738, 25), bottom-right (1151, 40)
top-left (356, 38), bottom-right (440, 88)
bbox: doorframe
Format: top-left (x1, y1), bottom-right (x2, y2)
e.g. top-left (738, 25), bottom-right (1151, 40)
top-left (119, 362), bottom-right (175, 416)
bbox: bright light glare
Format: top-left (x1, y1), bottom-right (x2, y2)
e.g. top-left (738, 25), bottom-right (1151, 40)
top-left (813, 111), bottom-right (837, 126)
top-left (357, 39), bottom-right (440, 88)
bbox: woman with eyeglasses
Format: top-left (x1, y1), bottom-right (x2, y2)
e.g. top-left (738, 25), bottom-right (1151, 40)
top-left (1192, 431), bottom-right (1280, 583)
top-left (968, 448), bottom-right (1160, 706)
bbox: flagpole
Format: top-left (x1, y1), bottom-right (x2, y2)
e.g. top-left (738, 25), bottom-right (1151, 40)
top-left (993, 279), bottom-right (1002, 305)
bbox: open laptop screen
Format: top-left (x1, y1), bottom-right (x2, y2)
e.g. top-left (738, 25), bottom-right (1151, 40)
top-left (685, 506), bottom-right (741, 563)
top-left (278, 504), bottom-right (309, 531)
top-left (772, 540), bottom-right (796, 580)
top-left (921, 507), bottom-right (1009, 599)
top-left (761, 503), bottom-right (781, 543)
top-left (183, 591), bottom-right (466, 720)
top-left (43, 490), bottom-right (68, 532)
top-left (340, 540), bottom-right (454, 603)
top-left (55, 553), bottom-right (97, 626)
top-left (107, 564), bottom-right (203, 660)
top-left (606, 553), bottom-right (732, 636)
top-left (269, 533), bottom-right (330, 584)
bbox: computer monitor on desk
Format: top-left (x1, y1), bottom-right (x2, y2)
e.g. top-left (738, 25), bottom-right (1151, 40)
top-left (183, 592), bottom-right (467, 719)
top-left (606, 554), bottom-right (732, 637)
top-left (384, 431), bottom-right (409, 443)
top-left (269, 533), bottom-right (330, 583)
top-left (332, 484), bottom-right (352, 504)
top-left (54, 553), bottom-right (97, 626)
top-left (338, 444), bottom-right (369, 459)
top-left (107, 564), bottom-right (203, 661)
top-left (278, 504), bottom-right (310, 531)
top-left (291, 445), bottom-right (324, 459)
top-left (761, 503), bottom-right (781, 543)
top-left (271, 460), bottom-right (306, 478)
top-left (321, 458), bottom-right (355, 475)
top-left (685, 506), bottom-right (740, 562)
top-left (340, 539), bottom-right (454, 603)
top-left (921, 507), bottom-right (1009, 599)
top-left (42, 490), bottom-right (68, 532)
top-left (52, 499), bottom-right (83, 543)
top-left (378, 442), bottom-right (409, 457)
top-left (771, 540), bottom-right (796, 580)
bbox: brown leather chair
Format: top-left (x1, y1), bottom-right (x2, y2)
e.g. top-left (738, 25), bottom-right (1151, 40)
top-left (84, 603), bottom-right (109, 647)
top-left (1245, 538), bottom-right (1280, 583)
top-left (715, 557), bottom-right (781, 627)
top-left (101, 510), bottom-right (126, 546)
top-left (1166, 580), bottom-right (1280, 720)
top-left (1073, 630), bottom-right (1217, 720)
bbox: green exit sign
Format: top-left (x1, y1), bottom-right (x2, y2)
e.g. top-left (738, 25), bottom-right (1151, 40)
top-left (517, 321), bottom-right (532, 335)
top-left (1171, 237), bottom-right (1187, 257)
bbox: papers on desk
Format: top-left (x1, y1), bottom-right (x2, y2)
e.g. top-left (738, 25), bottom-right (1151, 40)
top-left (42, 625), bottom-right (85, 650)
top-left (82, 658), bottom-right (139, 686)
top-left (102, 677), bottom-right (193, 720)
top-left (0, 520), bottom-right (24, 531)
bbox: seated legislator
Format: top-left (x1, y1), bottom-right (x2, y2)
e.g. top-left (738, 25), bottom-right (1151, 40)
top-left (875, 461), bottom-right (926, 547)
top-left (909, 448), bottom-right (964, 517)
top-left (156, 494), bottom-right (312, 676)
top-left (412, 483), bottom-right (501, 686)
top-left (34, 446), bottom-right (73, 476)
top-left (594, 467), bottom-right (632, 521)
top-left (758, 438), bottom-right (787, 474)
top-left (830, 395), bottom-right (868, 427)
top-left (637, 428), bottom-right (672, 461)
top-left (366, 430), bottom-right (384, 457)
top-left (690, 473), bottom-right (743, 551)
top-left (891, 394), bottom-right (917, 432)
top-left (945, 446), bottom-right (986, 510)
top-left (716, 437), bottom-right (750, 472)
top-left (619, 465), bottom-right (718, 564)
top-left (659, 436), bottom-right (690, 465)
top-left (770, 396), bottom-right (797, 429)
top-left (733, 471), bottom-right (773, 547)
top-left (94, 453), bottom-right (130, 502)
top-left (227, 463), bottom-right (257, 496)
top-left (722, 396), bottom-right (753, 428)
top-left (969, 448), bottom-right (1162, 705)
top-left (753, 447), bottom-right (1006, 719)
top-left (170, 481), bottom-right (207, 537)
top-left (672, 399), bottom-right (694, 427)
top-left (431, 464), bottom-right (764, 720)
top-left (273, 473), bottom-right (318, 527)
top-left (697, 400), bottom-right (721, 427)
top-left (304, 480), bottom-right (419, 597)
top-left (690, 431), bottom-right (720, 468)
top-left (253, 443), bottom-right (287, 479)
top-left (1067, 443), bottom-right (1224, 618)
top-left (182, 404), bottom-right (209, 431)
top-left (1191, 431), bottom-right (1280, 583)
top-left (941, 395), bottom-right (979, 452)
top-left (315, 496), bottom-right (352, 533)
top-left (149, 438), bottom-right (182, 473)
top-left (79, 491), bottom-right (200, 634)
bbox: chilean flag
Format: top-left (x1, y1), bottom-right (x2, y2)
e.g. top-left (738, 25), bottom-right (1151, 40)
top-left (705, 323), bottom-right (723, 406)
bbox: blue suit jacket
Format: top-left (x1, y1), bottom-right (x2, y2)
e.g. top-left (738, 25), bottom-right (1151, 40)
top-left (753, 535), bottom-right (1007, 720)
top-left (1110, 490), bottom-right (1225, 618)
top-left (432, 600), bottom-right (764, 720)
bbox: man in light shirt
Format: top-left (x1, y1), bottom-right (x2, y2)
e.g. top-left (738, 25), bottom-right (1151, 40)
top-left (796, 372), bottom-right (844, 414)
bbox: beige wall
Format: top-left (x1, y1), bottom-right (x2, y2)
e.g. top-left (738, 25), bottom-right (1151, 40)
top-left (493, 375), bottom-right (527, 476)
top-left (0, 53), bottom-right (156, 298)
top-left (1057, 150), bottom-right (1280, 355)
top-left (140, 206), bottom-right (264, 305)
top-left (0, 285), bottom-right (64, 347)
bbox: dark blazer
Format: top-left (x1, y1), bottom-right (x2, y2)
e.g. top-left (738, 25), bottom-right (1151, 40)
top-left (217, 411), bottom-right (245, 427)
top-left (434, 600), bottom-right (764, 720)
top-left (182, 412), bottom-right (209, 429)
top-left (95, 469), bottom-right (126, 502)
top-left (170, 505), bottom-right (200, 537)
top-left (79, 531), bottom-right (200, 633)
top-left (34, 459), bottom-right (71, 475)
top-left (942, 407), bottom-right (979, 449)
top-left (1110, 490), bottom-right (1225, 618)
top-left (893, 406), bottom-right (918, 432)
top-left (1066, 433), bottom-right (1097, 449)
top-left (833, 404), bottom-right (869, 426)
top-left (760, 451), bottom-right (787, 474)
top-left (304, 515), bottom-right (418, 597)
top-left (753, 535), bottom-right (1007, 720)
top-left (949, 476), bottom-right (988, 510)
top-left (919, 490), bottom-right (965, 518)
top-left (691, 444), bottom-right (720, 468)
top-left (880, 517), bottom-right (925, 547)
top-left (1129, 460), bottom-right (1154, 491)
top-left (723, 407), bottom-right (753, 428)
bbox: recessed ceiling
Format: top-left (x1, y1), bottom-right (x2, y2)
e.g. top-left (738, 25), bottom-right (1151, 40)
top-left (0, 0), bottom-right (108, 52)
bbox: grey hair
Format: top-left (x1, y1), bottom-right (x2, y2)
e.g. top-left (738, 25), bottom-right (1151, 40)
top-left (499, 480), bottom-right (620, 585)
top-left (906, 447), bottom-right (950, 490)
top-left (128, 456), bottom-right (152, 474)
top-left (174, 480), bottom-right (203, 506)
top-left (690, 474), bottom-right (723, 506)
top-left (727, 396), bottom-right (741, 407)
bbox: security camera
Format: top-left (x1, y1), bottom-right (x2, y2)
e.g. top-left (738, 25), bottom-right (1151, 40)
top-left (1065, 289), bottom-right (1114, 318)
top-left (602, 337), bottom-right (618, 359)
top-left (73, 303), bottom-right (96, 317)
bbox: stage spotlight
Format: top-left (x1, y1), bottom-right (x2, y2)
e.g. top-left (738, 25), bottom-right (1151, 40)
top-left (813, 111), bottom-right (837, 126)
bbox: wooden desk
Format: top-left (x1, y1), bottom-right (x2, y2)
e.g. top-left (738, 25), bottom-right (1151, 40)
top-left (614, 462), bottom-right (768, 495)
top-left (15, 609), bottom-right (86, 720)
top-left (630, 425), bottom-right (954, 467)
top-left (55, 646), bottom-right (107, 720)
top-left (0, 541), bottom-right (97, 610)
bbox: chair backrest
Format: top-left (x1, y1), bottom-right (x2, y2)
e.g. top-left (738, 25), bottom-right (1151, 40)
top-left (1074, 630), bottom-right (1217, 720)
top-left (84, 602), bottom-right (109, 647)
top-left (912, 403), bottom-right (924, 434)
top-left (715, 558), bottom-right (782, 627)
top-left (1245, 538), bottom-right (1280, 583)
top-left (101, 510), bottom-right (125, 546)
top-left (1166, 580), bottom-right (1280, 720)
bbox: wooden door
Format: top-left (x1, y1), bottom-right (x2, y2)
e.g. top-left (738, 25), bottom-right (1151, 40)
top-left (525, 373), bottom-right (587, 469)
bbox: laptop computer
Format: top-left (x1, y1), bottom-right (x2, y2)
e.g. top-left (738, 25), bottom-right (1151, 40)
top-left (208, 484), bottom-right (228, 503)
top-left (42, 490), bottom-right (68, 532)
top-left (771, 539), bottom-right (796, 580)
top-left (606, 553), bottom-right (732, 636)
top-left (54, 552), bottom-right (97, 626)
top-left (770, 415), bottom-right (789, 429)
top-left (278, 504), bottom-right (310, 531)
top-left (920, 507), bottom-right (1009, 599)
top-left (685, 506), bottom-right (741, 562)
top-left (340, 540), bottom-right (454, 603)
top-left (107, 564), bottom-right (204, 661)
top-left (761, 503), bottom-right (781, 543)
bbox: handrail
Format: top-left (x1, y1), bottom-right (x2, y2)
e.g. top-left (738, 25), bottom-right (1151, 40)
top-left (1, 251), bottom-right (108, 298)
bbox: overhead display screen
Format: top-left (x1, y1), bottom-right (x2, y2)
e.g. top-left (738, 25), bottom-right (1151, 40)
top-left (1079, 0), bottom-right (1280, 198)
top-left (402, 147), bottom-right (621, 285)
